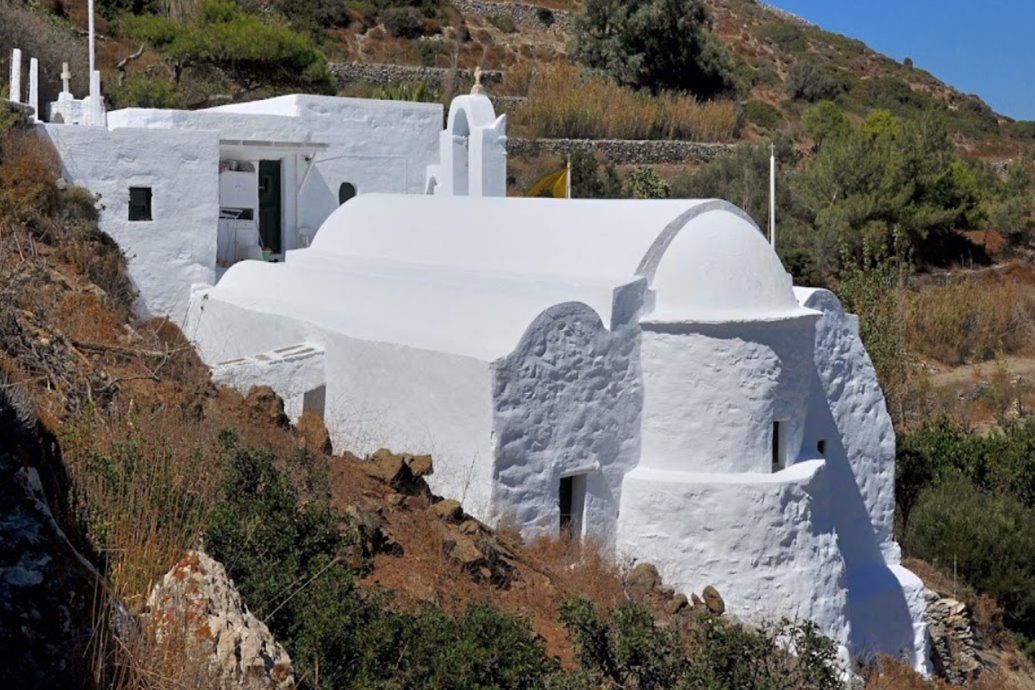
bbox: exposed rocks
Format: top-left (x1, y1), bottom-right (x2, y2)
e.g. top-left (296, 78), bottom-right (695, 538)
top-left (295, 411), bottom-right (332, 454)
top-left (244, 385), bottom-right (289, 428)
top-left (925, 588), bottom-right (983, 685)
top-left (431, 498), bottom-right (464, 522)
top-left (623, 562), bottom-right (727, 625)
top-left (0, 372), bottom-right (98, 687)
top-left (363, 447), bottom-right (435, 494)
top-left (145, 551), bottom-right (295, 690)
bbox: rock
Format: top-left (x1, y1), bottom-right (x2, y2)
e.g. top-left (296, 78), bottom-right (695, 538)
top-left (362, 449), bottom-right (432, 495)
top-left (666, 594), bottom-right (689, 615)
top-left (295, 411), bottom-right (332, 454)
top-left (145, 551), bottom-right (294, 689)
top-left (691, 593), bottom-right (704, 609)
top-left (444, 531), bottom-right (484, 566)
top-left (702, 585), bottom-right (725, 615)
top-left (403, 574), bottom-right (437, 604)
top-left (431, 498), bottom-right (463, 522)
top-left (405, 454), bottom-right (433, 477)
top-left (626, 562), bottom-right (661, 600)
top-left (244, 386), bottom-right (289, 428)
top-left (459, 519), bottom-right (481, 535)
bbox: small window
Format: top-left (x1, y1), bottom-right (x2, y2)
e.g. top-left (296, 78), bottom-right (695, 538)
top-left (338, 182), bottom-right (357, 205)
top-left (128, 187), bottom-right (152, 221)
top-left (817, 439), bottom-right (827, 456)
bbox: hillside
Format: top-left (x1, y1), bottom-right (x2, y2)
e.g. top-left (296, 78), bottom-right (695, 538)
top-left (6, 1), bottom-right (1035, 687)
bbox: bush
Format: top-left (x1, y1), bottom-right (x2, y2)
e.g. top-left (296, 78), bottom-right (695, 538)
top-left (560, 597), bottom-right (841, 689)
top-left (120, 0), bottom-right (335, 93)
top-left (489, 13), bottom-right (517, 33)
top-left (743, 99), bottom-right (783, 130)
top-left (570, 149), bottom-right (621, 199)
top-left (381, 5), bottom-right (426, 38)
top-left (622, 166), bottom-right (670, 199)
top-left (206, 433), bottom-right (562, 689)
top-left (569, 0), bottom-right (736, 98)
top-left (108, 72), bottom-right (184, 109)
top-left (801, 100), bottom-right (850, 148)
top-left (377, 80), bottom-right (441, 102)
top-left (904, 477), bottom-right (1035, 639)
top-left (786, 59), bottom-right (845, 103)
top-left (760, 22), bottom-right (806, 53)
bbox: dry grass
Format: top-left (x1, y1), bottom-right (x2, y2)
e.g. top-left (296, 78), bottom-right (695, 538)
top-left (902, 271), bottom-right (1035, 366)
top-left (507, 64), bottom-right (739, 141)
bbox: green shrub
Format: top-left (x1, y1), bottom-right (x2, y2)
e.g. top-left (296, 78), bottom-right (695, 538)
top-left (382, 5), bottom-right (430, 38)
top-left (743, 99), bottom-right (783, 130)
top-left (560, 597), bottom-right (841, 689)
top-left (489, 13), bottom-right (517, 33)
top-left (801, 100), bottom-right (850, 148)
top-left (120, 0), bottom-right (335, 93)
top-left (535, 7), bottom-right (555, 26)
top-left (622, 165), bottom-right (670, 199)
top-left (786, 58), bottom-right (846, 102)
top-left (571, 149), bottom-right (621, 199)
top-left (569, 0), bottom-right (736, 98)
top-left (205, 432), bottom-right (562, 689)
top-left (108, 72), bottom-right (184, 109)
top-left (760, 22), bottom-right (807, 53)
top-left (904, 476), bottom-right (1035, 638)
top-left (377, 81), bottom-right (441, 102)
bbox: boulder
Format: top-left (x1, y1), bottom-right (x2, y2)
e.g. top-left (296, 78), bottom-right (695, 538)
top-left (626, 562), bottom-right (661, 600)
top-left (431, 498), bottom-right (464, 522)
top-left (295, 411), bottom-right (332, 454)
top-left (145, 551), bottom-right (294, 689)
top-left (702, 585), bottom-right (725, 615)
top-left (244, 386), bottom-right (289, 428)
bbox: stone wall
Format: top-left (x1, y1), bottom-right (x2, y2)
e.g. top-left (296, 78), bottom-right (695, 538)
top-left (330, 62), bottom-right (503, 90)
top-left (924, 588), bottom-right (983, 685)
top-left (508, 137), bottom-right (736, 165)
top-left (450, 0), bottom-right (573, 32)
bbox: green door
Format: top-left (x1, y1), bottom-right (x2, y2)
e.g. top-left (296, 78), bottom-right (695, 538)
top-left (258, 160), bottom-right (282, 254)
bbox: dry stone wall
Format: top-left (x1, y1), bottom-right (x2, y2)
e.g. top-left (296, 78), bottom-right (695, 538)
top-left (508, 137), bottom-right (736, 165)
top-left (924, 588), bottom-right (982, 685)
top-left (449, 0), bottom-right (573, 32)
top-left (330, 62), bottom-right (503, 90)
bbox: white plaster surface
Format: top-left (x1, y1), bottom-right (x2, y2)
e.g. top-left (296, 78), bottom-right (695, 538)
top-left (42, 124), bottom-right (219, 321)
top-left (185, 193), bottom-right (928, 671)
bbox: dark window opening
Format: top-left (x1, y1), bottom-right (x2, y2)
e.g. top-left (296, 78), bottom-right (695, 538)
top-left (339, 182), bottom-right (357, 205)
top-left (817, 439), bottom-right (827, 456)
top-left (303, 384), bottom-right (326, 420)
top-left (559, 476), bottom-right (573, 538)
top-left (772, 421), bottom-right (784, 472)
top-left (128, 186), bottom-right (152, 221)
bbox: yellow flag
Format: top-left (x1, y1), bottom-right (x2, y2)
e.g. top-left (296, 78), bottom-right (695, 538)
top-left (527, 167), bottom-right (569, 198)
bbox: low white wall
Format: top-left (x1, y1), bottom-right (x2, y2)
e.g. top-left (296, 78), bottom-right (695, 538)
top-left (42, 124), bottom-right (219, 322)
top-left (617, 461), bottom-right (852, 654)
top-left (189, 287), bottom-right (499, 518)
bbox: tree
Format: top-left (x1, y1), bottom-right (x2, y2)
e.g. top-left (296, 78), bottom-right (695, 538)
top-left (120, 0), bottom-right (334, 94)
top-left (802, 100), bottom-right (850, 150)
top-left (622, 166), bottom-right (670, 199)
top-left (569, 0), bottom-right (735, 97)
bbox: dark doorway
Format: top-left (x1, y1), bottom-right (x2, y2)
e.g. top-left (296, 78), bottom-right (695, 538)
top-left (559, 474), bottom-right (587, 540)
top-left (338, 182), bottom-right (357, 205)
top-left (772, 421), bottom-right (784, 472)
top-left (258, 160), bottom-right (282, 254)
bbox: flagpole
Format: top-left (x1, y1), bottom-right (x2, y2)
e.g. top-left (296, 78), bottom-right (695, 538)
top-left (769, 144), bottom-right (776, 248)
top-left (566, 154), bottom-right (572, 199)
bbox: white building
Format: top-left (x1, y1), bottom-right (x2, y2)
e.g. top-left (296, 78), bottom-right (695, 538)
top-left (186, 194), bottom-right (930, 671)
top-left (15, 43), bottom-right (929, 673)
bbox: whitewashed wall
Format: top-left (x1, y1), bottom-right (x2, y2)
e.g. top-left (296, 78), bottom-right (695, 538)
top-left (42, 125), bottom-right (219, 322)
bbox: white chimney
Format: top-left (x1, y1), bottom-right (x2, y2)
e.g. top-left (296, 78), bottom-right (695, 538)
top-left (9, 48), bottom-right (22, 103)
top-left (28, 58), bottom-right (39, 122)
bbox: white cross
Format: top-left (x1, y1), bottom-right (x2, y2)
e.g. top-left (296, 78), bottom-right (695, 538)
top-left (61, 62), bottom-right (71, 93)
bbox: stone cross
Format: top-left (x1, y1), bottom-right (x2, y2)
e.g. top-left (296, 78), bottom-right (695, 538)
top-left (471, 66), bottom-right (485, 96)
top-left (61, 62), bottom-right (71, 94)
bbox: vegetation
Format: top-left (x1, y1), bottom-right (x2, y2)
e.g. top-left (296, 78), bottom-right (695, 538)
top-left (561, 597), bottom-right (841, 689)
top-left (508, 65), bottom-right (739, 141)
top-left (119, 0), bottom-right (335, 94)
top-left (569, 0), bottom-right (736, 98)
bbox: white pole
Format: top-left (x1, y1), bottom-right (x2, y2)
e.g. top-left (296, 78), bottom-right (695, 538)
top-left (10, 48), bottom-right (22, 104)
top-left (88, 0), bottom-right (97, 124)
top-left (28, 58), bottom-right (39, 122)
top-left (769, 143), bottom-right (776, 249)
top-left (565, 154), bottom-right (572, 199)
